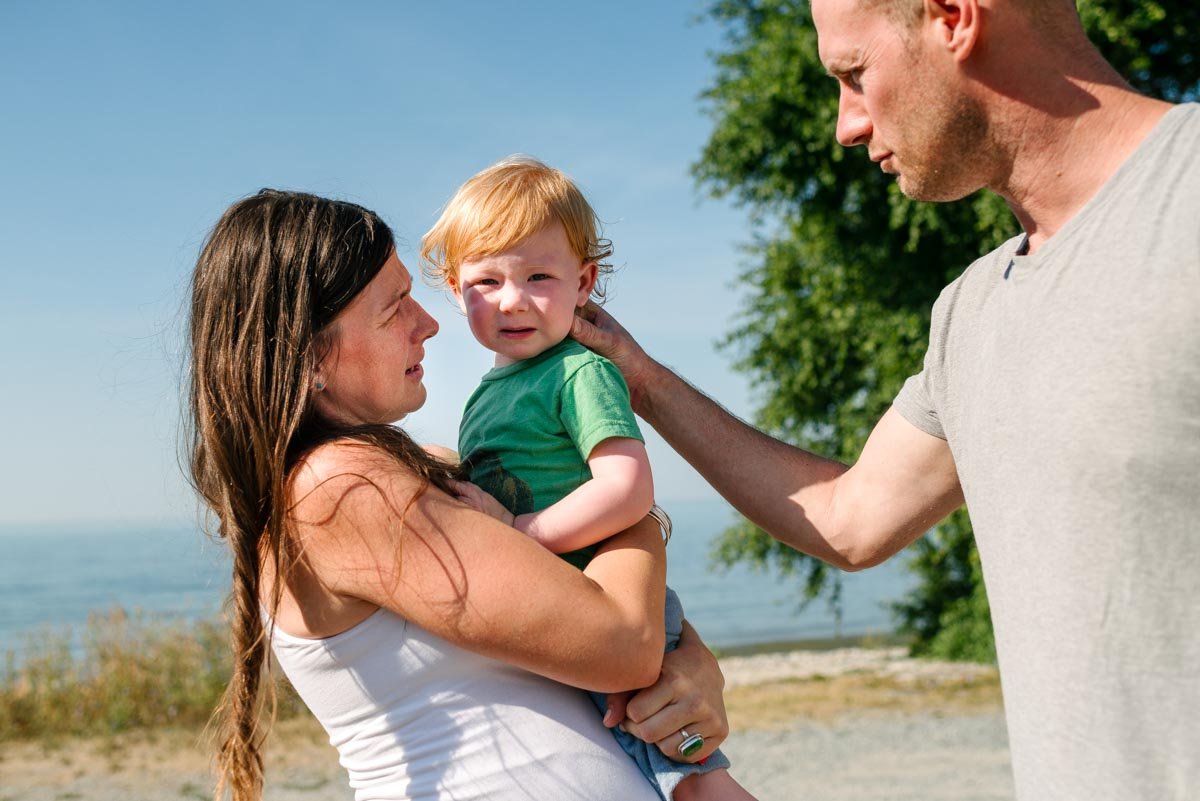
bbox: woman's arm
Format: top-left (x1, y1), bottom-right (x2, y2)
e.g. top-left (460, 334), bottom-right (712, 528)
top-left (289, 442), bottom-right (666, 692)
top-left (603, 621), bottom-right (730, 763)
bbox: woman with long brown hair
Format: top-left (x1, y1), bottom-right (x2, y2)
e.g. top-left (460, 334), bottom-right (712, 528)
top-left (187, 189), bottom-right (728, 801)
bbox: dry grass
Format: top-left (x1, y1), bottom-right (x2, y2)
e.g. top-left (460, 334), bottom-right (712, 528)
top-left (0, 608), bottom-right (306, 743)
top-left (725, 670), bottom-right (1003, 731)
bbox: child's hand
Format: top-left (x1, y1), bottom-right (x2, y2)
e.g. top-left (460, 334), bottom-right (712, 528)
top-left (449, 480), bottom-right (516, 528)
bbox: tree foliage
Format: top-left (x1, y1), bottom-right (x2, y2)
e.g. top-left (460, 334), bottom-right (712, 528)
top-left (697, 0), bottom-right (1199, 660)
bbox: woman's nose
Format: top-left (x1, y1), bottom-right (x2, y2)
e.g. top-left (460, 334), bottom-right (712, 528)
top-left (414, 300), bottom-right (439, 340)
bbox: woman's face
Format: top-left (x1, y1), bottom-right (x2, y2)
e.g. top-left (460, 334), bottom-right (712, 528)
top-left (312, 253), bottom-right (438, 426)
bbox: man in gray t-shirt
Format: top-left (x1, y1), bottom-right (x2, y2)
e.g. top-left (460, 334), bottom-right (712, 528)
top-left (891, 104), bottom-right (1200, 798)
top-left (573, 1), bottom-right (1198, 799)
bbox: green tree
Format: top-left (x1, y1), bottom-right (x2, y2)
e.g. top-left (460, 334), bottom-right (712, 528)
top-left (697, 0), bottom-right (1199, 661)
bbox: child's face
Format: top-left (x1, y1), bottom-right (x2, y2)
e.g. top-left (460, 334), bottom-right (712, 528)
top-left (454, 221), bottom-right (597, 366)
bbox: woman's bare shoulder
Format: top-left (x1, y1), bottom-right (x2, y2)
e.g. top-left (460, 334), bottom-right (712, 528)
top-left (422, 443), bottom-right (460, 465)
top-left (289, 439), bottom-right (431, 521)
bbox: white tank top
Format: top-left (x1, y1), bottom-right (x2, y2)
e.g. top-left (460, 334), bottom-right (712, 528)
top-left (267, 606), bottom-right (659, 801)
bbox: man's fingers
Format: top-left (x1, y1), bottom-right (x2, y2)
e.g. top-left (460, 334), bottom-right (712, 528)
top-left (570, 314), bottom-right (594, 345)
top-left (577, 301), bottom-right (602, 324)
top-left (571, 312), bottom-right (604, 350)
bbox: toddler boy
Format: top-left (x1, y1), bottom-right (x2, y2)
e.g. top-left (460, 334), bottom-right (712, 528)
top-left (421, 156), bottom-right (745, 801)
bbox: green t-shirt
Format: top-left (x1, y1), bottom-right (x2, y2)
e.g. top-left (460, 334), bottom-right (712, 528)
top-left (458, 339), bottom-right (644, 570)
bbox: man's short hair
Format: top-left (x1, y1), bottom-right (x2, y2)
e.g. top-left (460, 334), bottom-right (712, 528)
top-left (859, 0), bottom-right (1080, 32)
top-left (859, 0), bottom-right (922, 28)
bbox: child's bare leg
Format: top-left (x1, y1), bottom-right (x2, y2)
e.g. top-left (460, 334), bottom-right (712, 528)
top-left (672, 768), bottom-right (758, 801)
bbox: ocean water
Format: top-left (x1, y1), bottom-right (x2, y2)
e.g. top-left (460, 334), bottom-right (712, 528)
top-left (0, 498), bottom-right (915, 657)
top-left (0, 520), bottom-right (229, 658)
top-left (664, 499), bottom-right (915, 648)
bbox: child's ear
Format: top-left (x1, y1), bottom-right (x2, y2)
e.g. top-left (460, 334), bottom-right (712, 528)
top-left (576, 261), bottom-right (599, 306)
top-left (450, 278), bottom-right (467, 313)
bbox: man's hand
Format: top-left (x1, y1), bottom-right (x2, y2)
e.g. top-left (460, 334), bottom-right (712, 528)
top-left (571, 303), bottom-right (658, 414)
top-left (602, 621), bottom-right (729, 763)
top-left (448, 480), bottom-right (516, 529)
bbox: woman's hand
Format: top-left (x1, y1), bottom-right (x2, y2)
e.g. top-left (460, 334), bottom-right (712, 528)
top-left (602, 621), bottom-right (729, 763)
top-left (449, 479), bottom-right (515, 528)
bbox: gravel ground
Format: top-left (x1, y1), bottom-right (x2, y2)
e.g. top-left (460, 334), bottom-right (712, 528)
top-left (726, 710), bottom-right (1012, 801)
top-left (719, 647), bottom-right (1013, 801)
top-left (0, 648), bottom-right (1014, 801)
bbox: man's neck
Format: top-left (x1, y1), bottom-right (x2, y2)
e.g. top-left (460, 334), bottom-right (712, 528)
top-left (993, 85), bottom-right (1172, 254)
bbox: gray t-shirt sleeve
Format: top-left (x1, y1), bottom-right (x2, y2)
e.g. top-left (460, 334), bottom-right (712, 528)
top-left (892, 281), bottom-right (959, 441)
top-left (894, 369), bottom-right (945, 439)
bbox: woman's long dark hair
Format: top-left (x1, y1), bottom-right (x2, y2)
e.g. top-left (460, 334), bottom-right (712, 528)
top-left (187, 189), bottom-right (455, 801)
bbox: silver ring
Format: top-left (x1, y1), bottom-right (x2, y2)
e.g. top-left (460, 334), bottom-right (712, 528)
top-left (677, 728), bottom-right (704, 757)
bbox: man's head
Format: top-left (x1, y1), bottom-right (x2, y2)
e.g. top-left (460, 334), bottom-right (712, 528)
top-left (813, 0), bottom-right (1084, 202)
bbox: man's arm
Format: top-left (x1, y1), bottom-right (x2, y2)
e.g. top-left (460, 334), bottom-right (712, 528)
top-left (572, 306), bottom-right (964, 569)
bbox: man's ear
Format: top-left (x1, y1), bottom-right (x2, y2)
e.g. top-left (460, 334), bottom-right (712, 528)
top-left (925, 0), bottom-right (980, 62)
top-left (577, 261), bottom-right (599, 306)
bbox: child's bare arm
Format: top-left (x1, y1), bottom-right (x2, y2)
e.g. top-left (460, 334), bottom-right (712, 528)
top-left (452, 437), bottom-right (654, 554)
top-left (515, 437), bottom-right (654, 553)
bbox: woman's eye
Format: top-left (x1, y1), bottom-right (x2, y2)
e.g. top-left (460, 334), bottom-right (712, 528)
top-left (388, 295), bottom-right (410, 320)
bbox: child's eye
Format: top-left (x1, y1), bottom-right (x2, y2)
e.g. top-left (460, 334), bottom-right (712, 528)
top-left (529, 273), bottom-right (551, 281)
top-left (475, 277), bottom-right (499, 286)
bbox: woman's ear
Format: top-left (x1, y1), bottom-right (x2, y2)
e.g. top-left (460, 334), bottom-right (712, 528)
top-left (577, 261), bottom-right (599, 306)
top-left (310, 326), bottom-right (338, 401)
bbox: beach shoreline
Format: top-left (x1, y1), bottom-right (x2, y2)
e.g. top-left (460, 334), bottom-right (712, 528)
top-left (1, 643), bottom-right (1013, 801)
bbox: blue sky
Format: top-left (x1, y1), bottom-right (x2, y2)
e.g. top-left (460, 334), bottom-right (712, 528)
top-left (0, 1), bottom-right (769, 525)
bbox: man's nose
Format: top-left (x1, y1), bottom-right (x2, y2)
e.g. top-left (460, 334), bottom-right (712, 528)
top-left (835, 86), bottom-right (872, 148)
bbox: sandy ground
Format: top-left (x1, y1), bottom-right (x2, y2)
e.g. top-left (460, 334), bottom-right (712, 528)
top-left (0, 648), bottom-right (1013, 801)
